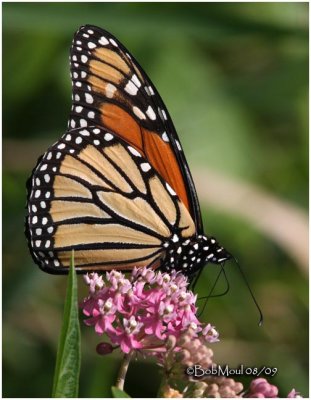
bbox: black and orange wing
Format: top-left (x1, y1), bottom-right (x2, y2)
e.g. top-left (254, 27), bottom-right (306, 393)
top-left (25, 127), bottom-right (196, 273)
top-left (68, 25), bottom-right (203, 233)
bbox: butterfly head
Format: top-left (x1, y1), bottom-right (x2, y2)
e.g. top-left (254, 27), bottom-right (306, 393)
top-left (162, 234), bottom-right (231, 275)
top-left (201, 236), bottom-right (232, 265)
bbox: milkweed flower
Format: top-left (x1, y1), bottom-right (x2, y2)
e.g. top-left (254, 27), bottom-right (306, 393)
top-left (287, 389), bottom-right (303, 398)
top-left (246, 378), bottom-right (278, 397)
top-left (81, 267), bottom-right (214, 355)
top-left (244, 378), bottom-right (302, 399)
top-left (81, 268), bottom-right (302, 398)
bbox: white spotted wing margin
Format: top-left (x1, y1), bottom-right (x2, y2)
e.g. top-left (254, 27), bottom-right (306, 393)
top-left (68, 24), bottom-right (203, 234)
top-left (25, 126), bottom-right (196, 274)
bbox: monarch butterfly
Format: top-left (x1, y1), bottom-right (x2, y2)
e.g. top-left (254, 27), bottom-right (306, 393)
top-left (25, 25), bottom-right (232, 275)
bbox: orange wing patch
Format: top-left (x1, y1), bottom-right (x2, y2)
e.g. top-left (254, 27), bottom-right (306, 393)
top-left (143, 131), bottom-right (189, 211)
top-left (98, 103), bottom-right (189, 210)
top-left (100, 103), bottom-right (143, 149)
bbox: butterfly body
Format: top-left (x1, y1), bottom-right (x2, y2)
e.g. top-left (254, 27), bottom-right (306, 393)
top-left (25, 25), bottom-right (232, 276)
top-left (162, 235), bottom-right (231, 274)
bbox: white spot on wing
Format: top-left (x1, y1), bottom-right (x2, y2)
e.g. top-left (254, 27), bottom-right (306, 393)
top-left (172, 234), bottom-right (179, 243)
top-left (166, 183), bottom-right (176, 196)
top-left (131, 74), bottom-right (141, 88)
top-left (128, 146), bottom-right (141, 157)
top-left (85, 93), bottom-right (93, 104)
top-left (162, 132), bottom-right (169, 142)
top-left (145, 85), bottom-right (154, 96)
top-left (140, 162), bottom-right (151, 172)
top-left (133, 106), bottom-right (146, 120)
top-left (99, 36), bottom-right (109, 45)
top-left (79, 129), bottom-right (90, 136)
top-left (109, 38), bottom-right (118, 47)
top-left (125, 80), bottom-right (138, 96)
top-left (175, 140), bottom-right (182, 151)
top-left (146, 106), bottom-right (156, 120)
top-left (105, 83), bottom-right (117, 98)
top-left (104, 133), bottom-right (114, 141)
top-left (81, 55), bottom-right (88, 63)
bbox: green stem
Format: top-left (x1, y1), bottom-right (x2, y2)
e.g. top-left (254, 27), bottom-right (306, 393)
top-left (157, 373), bottom-right (170, 397)
top-left (115, 352), bottom-right (133, 390)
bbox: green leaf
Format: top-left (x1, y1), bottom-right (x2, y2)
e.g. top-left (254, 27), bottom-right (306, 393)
top-left (52, 252), bottom-right (81, 397)
top-left (111, 386), bottom-right (131, 398)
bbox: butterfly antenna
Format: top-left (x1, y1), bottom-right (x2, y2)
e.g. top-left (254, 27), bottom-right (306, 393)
top-left (233, 257), bottom-right (263, 326)
top-left (208, 266), bottom-right (230, 298)
top-left (197, 265), bottom-right (227, 318)
top-left (189, 268), bottom-right (203, 291)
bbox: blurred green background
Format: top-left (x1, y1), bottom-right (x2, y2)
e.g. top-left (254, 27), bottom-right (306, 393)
top-left (3, 2), bottom-right (308, 398)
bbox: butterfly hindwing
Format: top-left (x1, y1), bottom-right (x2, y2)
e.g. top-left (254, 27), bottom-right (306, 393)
top-left (68, 25), bottom-right (203, 232)
top-left (26, 126), bottom-right (196, 273)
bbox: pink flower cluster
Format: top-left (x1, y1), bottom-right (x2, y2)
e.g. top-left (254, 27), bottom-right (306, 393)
top-left (82, 267), bottom-right (219, 354)
top-left (246, 378), bottom-right (302, 398)
top-left (248, 378), bottom-right (278, 398)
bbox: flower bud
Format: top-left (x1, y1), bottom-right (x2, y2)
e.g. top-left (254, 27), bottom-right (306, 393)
top-left (166, 335), bottom-right (177, 350)
top-left (96, 342), bottom-right (113, 355)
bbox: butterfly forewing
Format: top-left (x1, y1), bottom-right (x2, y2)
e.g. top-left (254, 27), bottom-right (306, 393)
top-left (26, 126), bottom-right (196, 273)
top-left (68, 25), bottom-right (203, 231)
top-left (26, 25), bottom-right (233, 275)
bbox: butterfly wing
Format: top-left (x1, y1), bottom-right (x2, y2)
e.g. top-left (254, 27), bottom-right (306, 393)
top-left (68, 25), bottom-right (203, 233)
top-left (26, 126), bottom-right (196, 273)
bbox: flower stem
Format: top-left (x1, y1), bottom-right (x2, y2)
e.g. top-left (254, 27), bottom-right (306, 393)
top-left (157, 372), bottom-right (170, 397)
top-left (115, 352), bottom-right (133, 390)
